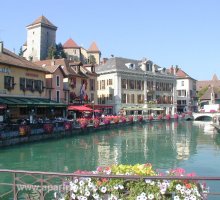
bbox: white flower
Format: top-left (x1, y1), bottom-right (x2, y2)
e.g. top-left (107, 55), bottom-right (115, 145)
top-left (84, 190), bottom-right (90, 197)
top-left (145, 179), bottom-right (151, 184)
top-left (106, 170), bottom-right (111, 175)
top-left (174, 196), bottom-right (180, 200)
top-left (185, 189), bottom-right (191, 195)
top-left (176, 184), bottom-right (182, 190)
top-left (140, 192), bottom-right (146, 197)
top-left (160, 188), bottom-right (166, 194)
top-left (189, 195), bottom-right (196, 200)
top-left (74, 178), bottom-right (79, 184)
top-left (184, 197), bottom-right (189, 200)
top-left (54, 192), bottom-right (57, 198)
top-left (88, 182), bottom-right (94, 188)
top-left (109, 194), bottom-right (118, 200)
top-left (148, 193), bottom-right (154, 199)
top-left (180, 188), bottom-right (185, 194)
top-left (114, 185), bottom-right (119, 190)
top-left (150, 181), bottom-right (155, 185)
top-left (71, 193), bottom-right (76, 199)
top-left (72, 185), bottom-right (79, 193)
top-left (93, 193), bottom-right (99, 199)
top-left (86, 178), bottom-right (91, 182)
top-left (101, 186), bottom-right (107, 193)
top-left (79, 180), bottom-right (85, 186)
top-left (118, 184), bottom-right (124, 190)
top-left (136, 196), bottom-right (142, 200)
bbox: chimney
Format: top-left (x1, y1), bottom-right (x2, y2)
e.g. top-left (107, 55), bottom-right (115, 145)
top-left (51, 56), bottom-right (55, 66)
top-left (0, 41), bottom-right (3, 53)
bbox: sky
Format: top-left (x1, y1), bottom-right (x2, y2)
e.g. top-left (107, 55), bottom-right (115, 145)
top-left (0, 0), bottom-right (220, 80)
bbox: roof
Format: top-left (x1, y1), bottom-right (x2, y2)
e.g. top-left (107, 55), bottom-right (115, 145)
top-left (176, 68), bottom-right (190, 78)
top-left (197, 74), bottom-right (220, 91)
top-left (200, 86), bottom-right (220, 100)
top-left (88, 42), bottom-right (100, 52)
top-left (63, 38), bottom-right (79, 48)
top-left (34, 58), bottom-right (69, 75)
top-left (0, 48), bottom-right (47, 72)
top-left (27, 15), bottom-right (57, 29)
top-left (96, 57), bottom-right (143, 74)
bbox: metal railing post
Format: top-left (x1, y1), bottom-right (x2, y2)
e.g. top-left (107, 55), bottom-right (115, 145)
top-left (13, 172), bottom-right (17, 200)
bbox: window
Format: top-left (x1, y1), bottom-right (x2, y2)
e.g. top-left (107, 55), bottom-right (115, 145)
top-left (20, 78), bottom-right (26, 90)
top-left (4, 76), bottom-right (14, 90)
top-left (90, 79), bottom-right (95, 91)
top-left (181, 81), bottom-right (184, 86)
top-left (56, 76), bottom-right (60, 87)
top-left (34, 80), bottom-right (43, 92)
top-left (26, 79), bottom-right (34, 90)
top-left (49, 90), bottom-right (52, 100)
top-left (91, 93), bottom-right (94, 102)
top-left (177, 90), bottom-right (181, 97)
top-left (56, 91), bottom-right (60, 102)
top-left (137, 80), bottom-right (141, 90)
top-left (109, 94), bottom-right (113, 101)
top-left (101, 80), bottom-right (105, 90)
top-left (108, 79), bottom-right (113, 85)
top-left (121, 79), bottom-right (127, 89)
top-left (131, 94), bottom-right (135, 103)
top-left (129, 80), bottom-right (135, 89)
top-left (122, 93), bottom-right (126, 103)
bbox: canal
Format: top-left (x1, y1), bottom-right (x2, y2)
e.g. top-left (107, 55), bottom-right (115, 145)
top-left (0, 120), bottom-right (220, 199)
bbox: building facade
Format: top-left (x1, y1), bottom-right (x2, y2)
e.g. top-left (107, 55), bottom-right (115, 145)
top-left (0, 42), bottom-right (66, 123)
top-left (96, 57), bottom-right (177, 115)
top-left (173, 66), bottom-right (197, 112)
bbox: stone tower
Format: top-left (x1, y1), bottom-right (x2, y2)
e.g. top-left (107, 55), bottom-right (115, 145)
top-left (23, 15), bottom-right (57, 61)
top-left (87, 42), bottom-right (101, 65)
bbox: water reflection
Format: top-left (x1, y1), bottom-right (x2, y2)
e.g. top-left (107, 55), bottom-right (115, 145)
top-left (0, 121), bottom-right (219, 174)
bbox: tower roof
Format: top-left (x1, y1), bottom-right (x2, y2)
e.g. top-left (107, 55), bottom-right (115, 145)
top-left (212, 74), bottom-right (218, 81)
top-left (88, 42), bottom-right (100, 52)
top-left (27, 15), bottom-right (57, 29)
top-left (63, 38), bottom-right (79, 48)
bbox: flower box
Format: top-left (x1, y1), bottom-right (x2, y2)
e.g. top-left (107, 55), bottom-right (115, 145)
top-left (57, 164), bottom-right (208, 200)
top-left (43, 123), bottom-right (54, 134)
top-left (19, 125), bottom-right (31, 136)
top-left (64, 121), bottom-right (72, 131)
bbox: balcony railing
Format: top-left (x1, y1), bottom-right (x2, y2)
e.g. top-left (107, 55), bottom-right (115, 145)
top-left (0, 169), bottom-right (219, 199)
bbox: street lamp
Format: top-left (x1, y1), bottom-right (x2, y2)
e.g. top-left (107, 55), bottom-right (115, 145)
top-left (91, 100), bottom-right (94, 120)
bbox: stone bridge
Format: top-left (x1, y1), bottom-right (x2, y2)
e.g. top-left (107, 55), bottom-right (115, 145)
top-left (192, 112), bottom-right (220, 120)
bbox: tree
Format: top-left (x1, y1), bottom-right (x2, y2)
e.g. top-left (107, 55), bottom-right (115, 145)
top-left (88, 55), bottom-right (96, 64)
top-left (18, 46), bottom-right (23, 57)
top-left (47, 43), bottom-right (67, 59)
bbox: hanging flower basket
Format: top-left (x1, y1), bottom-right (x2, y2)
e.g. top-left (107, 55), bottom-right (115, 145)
top-left (113, 117), bottom-right (119, 124)
top-left (138, 115), bottom-right (143, 122)
top-left (128, 115), bottom-right (134, 122)
top-left (148, 115), bottom-right (153, 121)
top-left (78, 118), bottom-right (88, 129)
top-left (43, 123), bottom-right (54, 134)
top-left (174, 113), bottom-right (179, 119)
top-left (166, 114), bottom-right (171, 120)
top-left (103, 117), bottom-right (110, 125)
top-left (19, 125), bottom-right (31, 136)
top-left (121, 116), bottom-right (127, 123)
top-left (93, 119), bottom-right (100, 128)
top-left (157, 114), bottom-right (163, 120)
top-left (64, 121), bottom-right (72, 131)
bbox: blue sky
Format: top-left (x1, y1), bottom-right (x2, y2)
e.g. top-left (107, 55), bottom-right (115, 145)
top-left (1, 0), bottom-right (220, 80)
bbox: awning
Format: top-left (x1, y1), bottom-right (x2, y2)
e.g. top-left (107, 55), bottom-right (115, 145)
top-left (68, 105), bottom-right (93, 112)
top-left (0, 97), bottom-right (67, 108)
top-left (84, 104), bottom-right (113, 109)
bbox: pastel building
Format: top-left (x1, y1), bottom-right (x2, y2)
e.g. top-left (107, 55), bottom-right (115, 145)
top-left (0, 42), bottom-right (66, 122)
top-left (172, 66), bottom-right (197, 112)
top-left (96, 57), bottom-right (177, 115)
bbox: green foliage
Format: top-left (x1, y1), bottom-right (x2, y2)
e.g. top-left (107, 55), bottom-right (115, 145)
top-left (88, 54), bottom-right (96, 64)
top-left (197, 86), bottom-right (209, 99)
top-left (47, 43), bottom-right (67, 59)
top-left (18, 46), bottom-right (23, 57)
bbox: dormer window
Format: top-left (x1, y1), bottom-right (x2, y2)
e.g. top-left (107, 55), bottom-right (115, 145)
top-left (125, 63), bottom-right (136, 70)
top-left (146, 62), bottom-right (152, 71)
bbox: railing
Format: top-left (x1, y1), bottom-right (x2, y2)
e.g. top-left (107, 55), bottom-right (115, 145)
top-left (0, 169), bottom-right (219, 199)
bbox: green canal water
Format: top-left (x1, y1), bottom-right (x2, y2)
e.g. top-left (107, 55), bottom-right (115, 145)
top-left (1, 120), bottom-right (220, 199)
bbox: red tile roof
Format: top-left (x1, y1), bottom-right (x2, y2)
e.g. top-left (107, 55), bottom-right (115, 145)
top-left (197, 74), bottom-right (220, 91)
top-left (27, 15), bottom-right (57, 29)
top-left (176, 68), bottom-right (190, 78)
top-left (63, 38), bottom-right (79, 48)
top-left (88, 42), bottom-right (100, 52)
top-left (0, 48), bottom-right (46, 72)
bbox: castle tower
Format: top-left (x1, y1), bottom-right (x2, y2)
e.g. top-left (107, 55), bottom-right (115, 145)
top-left (63, 38), bottom-right (81, 61)
top-left (87, 42), bottom-right (101, 65)
top-left (23, 15), bottom-right (57, 61)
